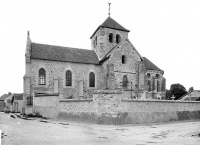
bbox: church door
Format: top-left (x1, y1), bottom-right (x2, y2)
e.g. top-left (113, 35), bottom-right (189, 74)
top-left (78, 80), bottom-right (84, 97)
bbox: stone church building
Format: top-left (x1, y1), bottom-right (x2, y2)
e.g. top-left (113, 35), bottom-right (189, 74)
top-left (23, 16), bottom-right (166, 106)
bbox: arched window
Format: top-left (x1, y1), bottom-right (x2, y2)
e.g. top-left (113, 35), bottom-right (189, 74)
top-left (147, 73), bottom-right (151, 78)
top-left (123, 75), bottom-right (128, 87)
top-left (66, 70), bottom-right (72, 86)
top-left (148, 80), bottom-right (151, 91)
top-left (39, 68), bottom-right (46, 85)
top-left (122, 55), bottom-right (126, 64)
top-left (116, 34), bottom-right (120, 43)
top-left (109, 33), bottom-right (113, 43)
top-left (89, 72), bottom-right (95, 87)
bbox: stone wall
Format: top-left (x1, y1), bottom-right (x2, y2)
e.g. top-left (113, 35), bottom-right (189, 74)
top-left (58, 99), bottom-right (95, 123)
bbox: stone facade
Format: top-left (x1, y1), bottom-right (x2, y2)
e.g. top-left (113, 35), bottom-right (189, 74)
top-left (29, 59), bottom-right (103, 99)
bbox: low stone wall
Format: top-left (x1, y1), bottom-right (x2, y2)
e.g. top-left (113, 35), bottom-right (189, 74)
top-left (58, 99), bottom-right (95, 123)
top-left (31, 90), bottom-right (200, 125)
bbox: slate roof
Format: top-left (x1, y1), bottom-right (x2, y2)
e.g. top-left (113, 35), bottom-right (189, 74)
top-left (90, 17), bottom-right (130, 38)
top-left (142, 57), bottom-right (163, 72)
top-left (31, 43), bottom-right (100, 65)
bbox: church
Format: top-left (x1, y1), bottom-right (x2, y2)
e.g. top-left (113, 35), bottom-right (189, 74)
top-left (23, 15), bottom-right (166, 106)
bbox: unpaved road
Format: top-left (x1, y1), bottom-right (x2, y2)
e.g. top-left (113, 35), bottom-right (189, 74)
top-left (0, 112), bottom-right (200, 145)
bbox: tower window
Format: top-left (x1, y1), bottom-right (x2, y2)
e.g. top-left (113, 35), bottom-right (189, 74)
top-left (157, 81), bottom-right (160, 92)
top-left (109, 33), bottom-right (113, 43)
top-left (95, 36), bottom-right (97, 45)
top-left (148, 80), bottom-right (151, 91)
top-left (147, 73), bottom-right (151, 78)
top-left (156, 74), bottom-right (159, 78)
top-left (123, 75), bottom-right (128, 87)
top-left (122, 55), bottom-right (126, 64)
top-left (66, 70), bottom-right (72, 86)
top-left (116, 34), bottom-right (120, 43)
top-left (89, 72), bottom-right (95, 87)
top-left (39, 68), bottom-right (46, 85)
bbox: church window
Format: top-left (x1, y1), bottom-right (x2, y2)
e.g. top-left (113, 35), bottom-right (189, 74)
top-left (109, 33), bottom-right (113, 43)
top-left (123, 75), bottom-right (128, 87)
top-left (89, 72), bottom-right (95, 87)
top-left (156, 74), bottom-right (159, 78)
top-left (39, 68), bottom-right (46, 85)
top-left (116, 34), bottom-right (120, 43)
top-left (148, 80), bottom-right (151, 91)
top-left (147, 73), bottom-right (151, 78)
top-left (122, 55), bottom-right (126, 64)
top-left (66, 70), bottom-right (72, 86)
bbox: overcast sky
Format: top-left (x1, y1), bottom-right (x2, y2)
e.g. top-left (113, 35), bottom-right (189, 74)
top-left (0, 0), bottom-right (200, 95)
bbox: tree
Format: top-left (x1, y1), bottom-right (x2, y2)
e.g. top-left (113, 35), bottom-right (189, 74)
top-left (170, 83), bottom-right (187, 100)
top-left (188, 87), bottom-right (194, 93)
top-left (165, 89), bottom-right (172, 100)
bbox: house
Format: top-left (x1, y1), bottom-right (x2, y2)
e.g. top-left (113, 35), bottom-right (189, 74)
top-left (12, 93), bottom-right (23, 112)
top-left (1, 93), bottom-right (13, 112)
top-left (23, 16), bottom-right (166, 112)
top-left (180, 90), bottom-right (200, 101)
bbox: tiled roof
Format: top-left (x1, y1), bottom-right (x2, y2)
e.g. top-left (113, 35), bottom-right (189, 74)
top-left (90, 17), bottom-right (130, 38)
top-left (31, 43), bottom-right (100, 65)
top-left (142, 57), bottom-right (163, 72)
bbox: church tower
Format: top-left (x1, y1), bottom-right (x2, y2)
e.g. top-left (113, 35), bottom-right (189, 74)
top-left (90, 17), bottom-right (130, 60)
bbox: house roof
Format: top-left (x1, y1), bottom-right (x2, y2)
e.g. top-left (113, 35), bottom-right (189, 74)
top-left (90, 17), bottom-right (130, 38)
top-left (13, 93), bottom-right (23, 100)
top-left (142, 57), bottom-right (163, 73)
top-left (0, 94), bottom-right (11, 101)
top-left (31, 43), bottom-right (100, 65)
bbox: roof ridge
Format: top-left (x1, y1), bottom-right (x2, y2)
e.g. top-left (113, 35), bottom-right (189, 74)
top-left (32, 42), bottom-right (94, 52)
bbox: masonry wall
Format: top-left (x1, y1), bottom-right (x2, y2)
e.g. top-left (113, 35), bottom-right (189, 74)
top-left (56, 91), bottom-right (200, 125)
top-left (30, 59), bottom-right (104, 99)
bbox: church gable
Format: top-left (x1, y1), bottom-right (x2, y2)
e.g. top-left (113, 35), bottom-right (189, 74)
top-left (101, 39), bottom-right (145, 89)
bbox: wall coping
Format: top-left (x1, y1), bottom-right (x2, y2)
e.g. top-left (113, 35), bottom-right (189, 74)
top-left (35, 93), bottom-right (60, 97)
top-left (59, 99), bottom-right (93, 102)
top-left (94, 89), bottom-right (122, 94)
top-left (122, 99), bottom-right (200, 103)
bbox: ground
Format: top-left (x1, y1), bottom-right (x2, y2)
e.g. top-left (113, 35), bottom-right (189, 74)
top-left (0, 112), bottom-right (200, 145)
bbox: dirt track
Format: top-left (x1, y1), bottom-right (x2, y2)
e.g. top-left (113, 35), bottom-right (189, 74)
top-left (0, 112), bottom-right (200, 145)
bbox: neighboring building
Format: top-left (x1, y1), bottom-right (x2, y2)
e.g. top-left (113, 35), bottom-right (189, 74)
top-left (0, 93), bottom-right (12, 112)
top-left (180, 90), bottom-right (200, 101)
top-left (23, 16), bottom-right (166, 110)
top-left (3, 94), bottom-right (13, 112)
top-left (12, 93), bottom-right (23, 112)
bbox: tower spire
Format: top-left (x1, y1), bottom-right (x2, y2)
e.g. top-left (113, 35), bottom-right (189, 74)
top-left (108, 2), bottom-right (111, 17)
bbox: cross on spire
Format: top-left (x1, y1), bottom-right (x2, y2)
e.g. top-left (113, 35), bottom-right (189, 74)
top-left (108, 2), bottom-right (111, 17)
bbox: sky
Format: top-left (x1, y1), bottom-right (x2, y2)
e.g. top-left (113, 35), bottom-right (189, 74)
top-left (0, 0), bottom-right (200, 95)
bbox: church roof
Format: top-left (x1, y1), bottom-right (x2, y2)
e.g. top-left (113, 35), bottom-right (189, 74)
top-left (90, 17), bottom-right (130, 38)
top-left (142, 57), bottom-right (163, 73)
top-left (31, 43), bottom-right (100, 65)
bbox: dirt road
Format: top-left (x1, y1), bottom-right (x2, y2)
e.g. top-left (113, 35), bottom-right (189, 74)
top-left (0, 112), bottom-right (200, 145)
